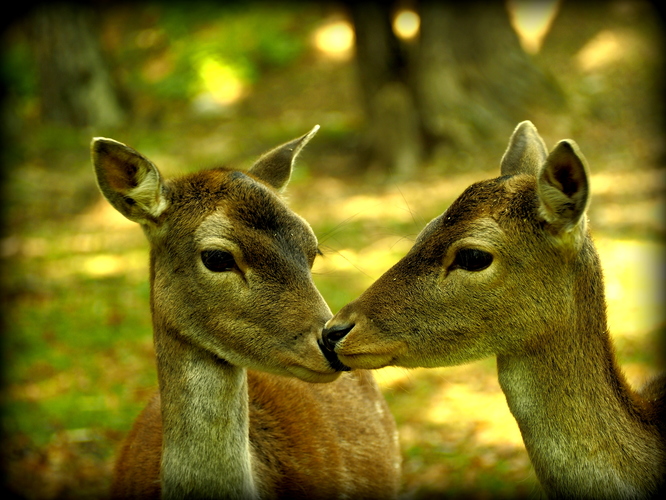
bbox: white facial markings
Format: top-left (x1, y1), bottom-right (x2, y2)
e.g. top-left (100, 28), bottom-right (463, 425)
top-left (194, 209), bottom-right (247, 273)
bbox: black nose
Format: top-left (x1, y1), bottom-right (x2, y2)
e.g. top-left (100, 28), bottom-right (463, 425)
top-left (318, 323), bottom-right (354, 372)
top-left (322, 323), bottom-right (354, 351)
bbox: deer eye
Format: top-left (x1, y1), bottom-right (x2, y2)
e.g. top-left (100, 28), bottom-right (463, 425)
top-left (452, 248), bottom-right (493, 272)
top-left (201, 250), bottom-right (237, 272)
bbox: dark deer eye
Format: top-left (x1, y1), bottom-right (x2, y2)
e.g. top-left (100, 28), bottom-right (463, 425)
top-left (452, 248), bottom-right (493, 272)
top-left (201, 250), bottom-right (236, 272)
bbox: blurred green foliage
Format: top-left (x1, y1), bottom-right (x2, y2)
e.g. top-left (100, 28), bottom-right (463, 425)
top-left (0, 39), bottom-right (37, 99)
top-left (129, 2), bottom-right (313, 100)
top-left (1, 2), bottom-right (319, 119)
top-left (3, 273), bottom-right (154, 446)
top-left (120, 2), bottom-right (314, 104)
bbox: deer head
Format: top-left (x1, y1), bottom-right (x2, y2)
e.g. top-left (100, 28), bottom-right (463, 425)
top-left (323, 121), bottom-right (593, 370)
top-left (93, 126), bottom-right (341, 382)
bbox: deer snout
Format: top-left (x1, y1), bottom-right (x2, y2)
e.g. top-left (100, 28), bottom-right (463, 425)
top-left (319, 323), bottom-right (354, 372)
top-left (322, 323), bottom-right (353, 350)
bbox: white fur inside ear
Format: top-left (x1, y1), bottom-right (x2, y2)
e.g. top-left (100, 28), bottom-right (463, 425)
top-left (537, 182), bottom-right (569, 224)
top-left (92, 137), bottom-right (169, 224)
top-left (537, 183), bottom-right (589, 248)
top-left (126, 167), bottom-right (169, 218)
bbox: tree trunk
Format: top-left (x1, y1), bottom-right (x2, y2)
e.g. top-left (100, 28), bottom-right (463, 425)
top-left (348, 0), bottom-right (566, 175)
top-left (28, 3), bottom-right (126, 129)
top-left (415, 1), bottom-right (564, 150)
top-left (346, 1), bottom-right (423, 179)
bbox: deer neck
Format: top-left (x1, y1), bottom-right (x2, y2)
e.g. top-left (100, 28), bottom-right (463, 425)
top-left (496, 246), bottom-right (660, 498)
top-left (152, 312), bottom-right (258, 500)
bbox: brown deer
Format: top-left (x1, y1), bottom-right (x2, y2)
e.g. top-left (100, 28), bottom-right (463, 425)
top-left (92, 126), bottom-right (401, 500)
top-left (323, 121), bottom-right (665, 498)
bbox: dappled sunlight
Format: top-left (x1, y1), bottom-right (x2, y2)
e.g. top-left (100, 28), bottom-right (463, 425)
top-left (591, 169), bottom-right (665, 197)
top-left (424, 381), bottom-right (523, 448)
top-left (373, 365), bottom-right (414, 387)
top-left (393, 10), bottom-right (420, 40)
top-left (37, 250), bottom-right (148, 282)
top-left (378, 365), bottom-right (525, 450)
top-left (82, 254), bottom-right (127, 277)
top-left (377, 363), bottom-right (537, 495)
top-left (589, 169), bottom-right (666, 235)
top-left (80, 253), bottom-right (147, 279)
top-left (576, 29), bottom-right (634, 72)
top-left (78, 198), bottom-right (137, 230)
top-left (314, 237), bottom-right (413, 290)
top-left (196, 57), bottom-right (248, 105)
top-left (596, 237), bottom-right (665, 338)
top-left (312, 19), bottom-right (354, 60)
top-left (314, 247), bottom-right (361, 274)
top-left (0, 198), bottom-right (150, 282)
top-left (336, 193), bottom-right (416, 223)
top-left (294, 171), bottom-right (492, 229)
top-left (507, 0), bottom-right (560, 54)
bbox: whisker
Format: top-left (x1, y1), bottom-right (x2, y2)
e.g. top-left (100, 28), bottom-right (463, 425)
top-left (314, 244), bottom-right (375, 280)
top-left (316, 212), bottom-right (362, 246)
top-left (395, 184), bottom-right (427, 231)
top-left (388, 234), bottom-right (417, 251)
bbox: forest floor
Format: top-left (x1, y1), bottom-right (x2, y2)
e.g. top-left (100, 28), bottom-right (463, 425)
top-left (2, 2), bottom-right (665, 499)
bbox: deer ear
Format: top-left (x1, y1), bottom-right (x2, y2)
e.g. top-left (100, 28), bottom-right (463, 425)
top-left (248, 125), bottom-right (319, 191)
top-left (92, 138), bottom-right (168, 224)
top-left (537, 139), bottom-right (590, 232)
top-left (500, 121), bottom-right (548, 177)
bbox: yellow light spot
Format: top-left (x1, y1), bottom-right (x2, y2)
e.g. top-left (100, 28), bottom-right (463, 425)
top-left (313, 20), bottom-right (355, 59)
top-left (393, 10), bottom-right (420, 40)
top-left (575, 30), bottom-right (625, 72)
top-left (198, 58), bottom-right (246, 105)
top-left (426, 380), bottom-right (525, 447)
top-left (82, 254), bottom-right (125, 277)
top-left (507, 0), bottom-right (560, 54)
top-left (596, 238), bottom-right (665, 337)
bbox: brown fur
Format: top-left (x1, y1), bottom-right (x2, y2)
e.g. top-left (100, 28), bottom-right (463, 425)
top-left (112, 370), bottom-right (397, 500)
top-left (324, 121), bottom-right (665, 498)
top-left (93, 127), bottom-right (400, 499)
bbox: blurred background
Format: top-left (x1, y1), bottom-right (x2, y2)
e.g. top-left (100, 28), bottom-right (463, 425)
top-left (1, 0), bottom-right (664, 498)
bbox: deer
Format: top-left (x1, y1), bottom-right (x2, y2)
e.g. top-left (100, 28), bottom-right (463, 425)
top-left (91, 126), bottom-right (401, 500)
top-left (322, 121), bottom-right (665, 499)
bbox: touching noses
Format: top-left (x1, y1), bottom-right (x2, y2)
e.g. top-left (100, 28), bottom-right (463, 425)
top-left (321, 322), bottom-right (354, 352)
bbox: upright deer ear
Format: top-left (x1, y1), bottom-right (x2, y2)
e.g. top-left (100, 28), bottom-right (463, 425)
top-left (500, 121), bottom-right (548, 177)
top-left (92, 138), bottom-right (168, 224)
top-left (248, 125), bottom-right (320, 191)
top-left (537, 139), bottom-right (590, 233)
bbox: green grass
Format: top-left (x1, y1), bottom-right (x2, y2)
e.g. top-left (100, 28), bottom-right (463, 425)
top-left (2, 263), bottom-right (155, 444)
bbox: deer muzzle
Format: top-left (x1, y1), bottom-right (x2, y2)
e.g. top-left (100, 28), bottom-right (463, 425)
top-left (318, 324), bottom-right (353, 372)
top-left (322, 323), bottom-right (354, 351)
